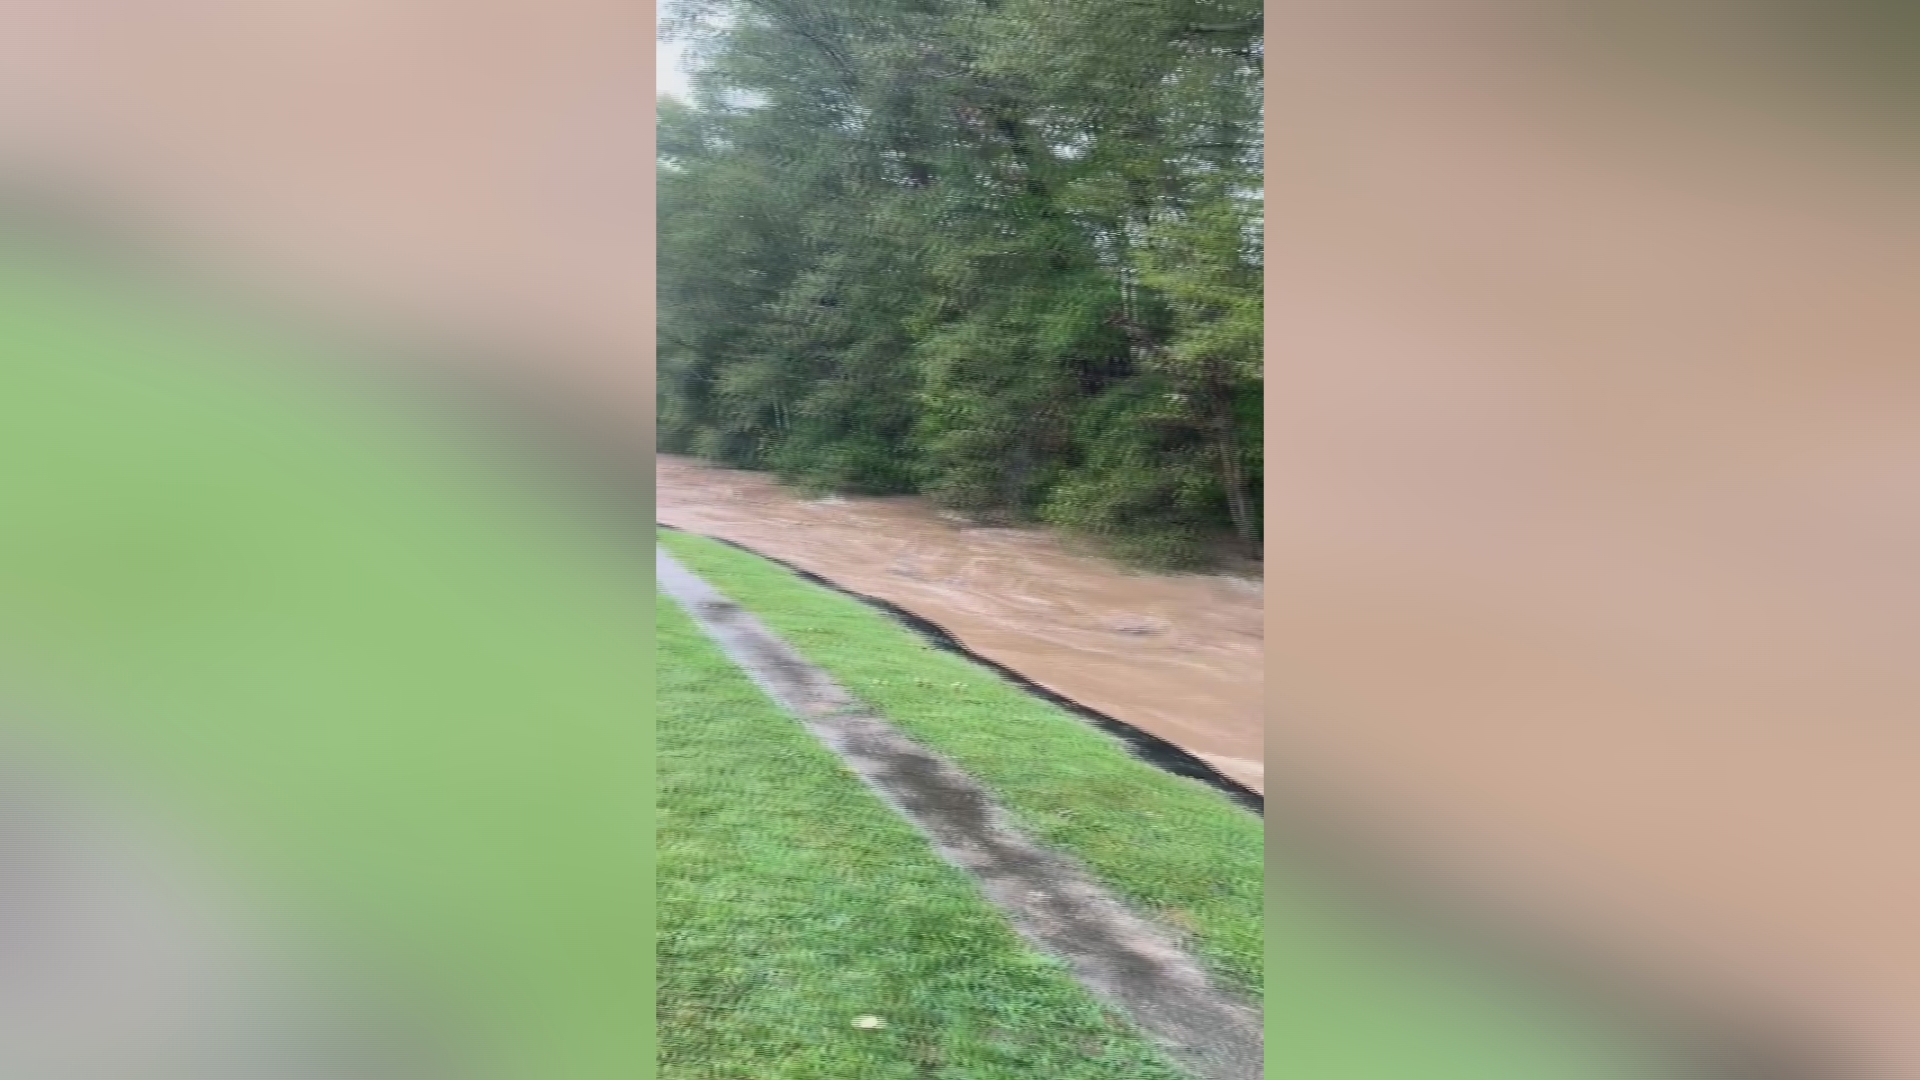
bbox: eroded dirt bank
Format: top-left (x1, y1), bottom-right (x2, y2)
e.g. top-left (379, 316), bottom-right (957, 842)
top-left (655, 455), bottom-right (1265, 793)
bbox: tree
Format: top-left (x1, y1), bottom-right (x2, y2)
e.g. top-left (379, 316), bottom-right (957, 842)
top-left (657, 0), bottom-right (1263, 567)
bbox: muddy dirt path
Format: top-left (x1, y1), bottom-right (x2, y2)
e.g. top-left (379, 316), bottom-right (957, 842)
top-left (655, 456), bottom-right (1264, 793)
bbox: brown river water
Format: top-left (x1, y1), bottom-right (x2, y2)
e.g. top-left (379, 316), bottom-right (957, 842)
top-left (655, 455), bottom-right (1265, 793)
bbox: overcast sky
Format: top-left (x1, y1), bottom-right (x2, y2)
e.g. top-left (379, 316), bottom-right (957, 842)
top-left (657, 36), bottom-right (692, 101)
top-left (656, 0), bottom-right (695, 100)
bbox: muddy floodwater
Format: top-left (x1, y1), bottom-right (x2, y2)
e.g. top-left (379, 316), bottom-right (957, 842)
top-left (655, 455), bottom-right (1264, 793)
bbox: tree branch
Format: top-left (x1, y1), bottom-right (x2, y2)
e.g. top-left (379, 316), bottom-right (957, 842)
top-left (1184, 18), bottom-right (1262, 34)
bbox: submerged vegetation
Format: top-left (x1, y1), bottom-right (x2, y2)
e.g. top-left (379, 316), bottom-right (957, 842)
top-left (657, 0), bottom-right (1262, 567)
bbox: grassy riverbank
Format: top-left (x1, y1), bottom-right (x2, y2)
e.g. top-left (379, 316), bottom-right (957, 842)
top-left (658, 526), bottom-right (1265, 1000)
top-left (657, 592), bottom-right (1189, 1078)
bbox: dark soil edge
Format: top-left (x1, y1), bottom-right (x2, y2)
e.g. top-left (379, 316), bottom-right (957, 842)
top-left (654, 522), bottom-right (1264, 816)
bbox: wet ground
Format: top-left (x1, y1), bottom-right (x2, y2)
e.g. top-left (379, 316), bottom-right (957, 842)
top-left (654, 455), bottom-right (1266, 793)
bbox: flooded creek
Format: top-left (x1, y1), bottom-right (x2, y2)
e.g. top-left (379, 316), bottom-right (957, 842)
top-left (655, 455), bottom-right (1264, 793)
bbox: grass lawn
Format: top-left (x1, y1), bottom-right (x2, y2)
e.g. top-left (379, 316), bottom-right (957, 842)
top-left (658, 525), bottom-right (1264, 1001)
top-left (0, 252), bottom-right (651, 1080)
top-left (657, 592), bottom-right (1188, 1079)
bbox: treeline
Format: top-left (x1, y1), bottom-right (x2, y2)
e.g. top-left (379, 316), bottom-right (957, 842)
top-left (658, 0), bottom-right (1262, 566)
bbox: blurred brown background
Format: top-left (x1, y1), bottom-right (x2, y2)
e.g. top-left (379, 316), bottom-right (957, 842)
top-left (1267, 10), bottom-right (1920, 1073)
top-left (0, 0), bottom-right (653, 421)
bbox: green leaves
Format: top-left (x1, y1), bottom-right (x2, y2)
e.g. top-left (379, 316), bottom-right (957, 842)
top-left (658, 0), bottom-right (1263, 564)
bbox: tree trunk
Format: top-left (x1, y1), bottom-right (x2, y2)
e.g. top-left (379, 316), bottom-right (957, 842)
top-left (1216, 434), bottom-right (1257, 552)
top-left (1208, 396), bottom-right (1258, 555)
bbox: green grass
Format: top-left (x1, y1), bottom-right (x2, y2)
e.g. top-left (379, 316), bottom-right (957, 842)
top-left (657, 593), bottom-right (1187, 1079)
top-left (0, 253), bottom-right (651, 1079)
top-left (657, 526), bottom-right (1264, 1001)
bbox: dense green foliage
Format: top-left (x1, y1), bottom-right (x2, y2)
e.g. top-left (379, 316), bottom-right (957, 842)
top-left (658, 0), bottom-right (1262, 566)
